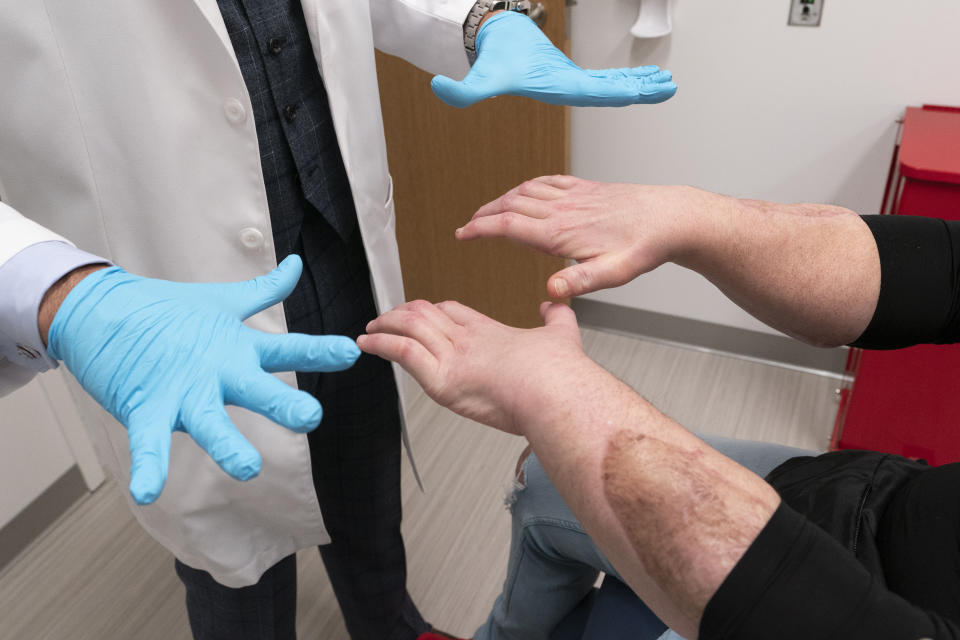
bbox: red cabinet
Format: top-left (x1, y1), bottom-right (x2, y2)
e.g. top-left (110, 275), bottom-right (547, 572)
top-left (833, 105), bottom-right (960, 466)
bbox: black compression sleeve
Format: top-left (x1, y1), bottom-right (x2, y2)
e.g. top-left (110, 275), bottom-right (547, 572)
top-left (851, 214), bottom-right (960, 349)
top-left (700, 502), bottom-right (960, 640)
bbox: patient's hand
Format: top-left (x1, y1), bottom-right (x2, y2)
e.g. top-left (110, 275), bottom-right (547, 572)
top-left (457, 176), bottom-right (715, 299)
top-left (358, 300), bottom-right (588, 435)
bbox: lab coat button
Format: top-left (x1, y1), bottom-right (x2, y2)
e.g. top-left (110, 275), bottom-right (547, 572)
top-left (239, 228), bottom-right (265, 249)
top-left (224, 98), bottom-right (248, 125)
top-left (16, 344), bottom-right (41, 360)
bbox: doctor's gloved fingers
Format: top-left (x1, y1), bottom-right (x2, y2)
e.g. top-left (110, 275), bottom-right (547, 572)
top-left (356, 333), bottom-right (439, 387)
top-left (549, 255), bottom-right (634, 299)
top-left (586, 66), bottom-right (672, 82)
top-left (223, 370), bottom-right (323, 432)
top-left (431, 75), bottom-right (498, 109)
top-left (221, 255), bottom-right (304, 319)
top-left (182, 405), bottom-right (263, 480)
top-left (256, 332), bottom-right (360, 373)
top-left (579, 73), bottom-right (677, 106)
top-left (456, 212), bottom-right (552, 250)
top-left (126, 416), bottom-right (174, 505)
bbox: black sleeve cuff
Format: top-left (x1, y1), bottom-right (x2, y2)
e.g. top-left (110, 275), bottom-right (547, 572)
top-left (851, 214), bottom-right (960, 349)
top-left (700, 502), bottom-right (954, 640)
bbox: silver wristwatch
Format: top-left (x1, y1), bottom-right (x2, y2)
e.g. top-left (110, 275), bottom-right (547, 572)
top-left (463, 0), bottom-right (546, 64)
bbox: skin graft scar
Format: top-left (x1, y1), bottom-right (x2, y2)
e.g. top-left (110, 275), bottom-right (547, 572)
top-left (602, 430), bottom-right (772, 622)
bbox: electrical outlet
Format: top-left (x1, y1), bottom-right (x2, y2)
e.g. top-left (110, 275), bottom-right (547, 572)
top-left (788, 0), bottom-right (823, 27)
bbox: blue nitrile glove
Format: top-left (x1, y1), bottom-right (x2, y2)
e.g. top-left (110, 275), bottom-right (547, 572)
top-left (47, 255), bottom-right (360, 505)
top-left (431, 11), bottom-right (678, 108)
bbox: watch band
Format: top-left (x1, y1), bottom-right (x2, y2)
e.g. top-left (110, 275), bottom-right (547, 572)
top-left (463, 0), bottom-right (535, 65)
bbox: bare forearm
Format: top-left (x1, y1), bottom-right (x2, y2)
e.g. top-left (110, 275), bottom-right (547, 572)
top-left (359, 298), bottom-right (781, 635)
top-left (677, 191), bottom-right (880, 347)
top-left (517, 358), bottom-right (780, 638)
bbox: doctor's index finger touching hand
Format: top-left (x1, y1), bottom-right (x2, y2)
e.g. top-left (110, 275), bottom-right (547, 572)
top-left (456, 176), bottom-right (705, 299)
top-left (357, 299), bottom-right (587, 436)
top-left (46, 255), bottom-right (360, 505)
top-left (431, 11), bottom-right (677, 109)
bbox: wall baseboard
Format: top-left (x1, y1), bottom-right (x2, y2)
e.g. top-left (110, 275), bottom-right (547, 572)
top-left (0, 465), bottom-right (86, 573)
top-left (573, 299), bottom-right (849, 377)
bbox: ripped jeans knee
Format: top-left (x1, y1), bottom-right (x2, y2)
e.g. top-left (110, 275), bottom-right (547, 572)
top-left (505, 444), bottom-right (534, 509)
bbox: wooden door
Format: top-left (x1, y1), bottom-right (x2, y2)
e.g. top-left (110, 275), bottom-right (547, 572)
top-left (375, 1), bottom-right (568, 328)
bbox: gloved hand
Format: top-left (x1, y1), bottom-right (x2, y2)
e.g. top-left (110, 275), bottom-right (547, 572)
top-left (47, 255), bottom-right (360, 505)
top-left (431, 11), bottom-right (678, 108)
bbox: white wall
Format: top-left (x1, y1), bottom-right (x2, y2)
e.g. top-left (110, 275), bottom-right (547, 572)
top-left (570, 0), bottom-right (960, 335)
top-left (0, 379), bottom-right (77, 526)
top-left (0, 369), bottom-right (104, 530)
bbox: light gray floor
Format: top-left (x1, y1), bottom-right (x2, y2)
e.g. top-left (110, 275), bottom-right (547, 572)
top-left (0, 328), bottom-right (839, 640)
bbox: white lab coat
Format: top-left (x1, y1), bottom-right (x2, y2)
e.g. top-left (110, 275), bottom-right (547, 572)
top-left (0, 0), bottom-right (473, 587)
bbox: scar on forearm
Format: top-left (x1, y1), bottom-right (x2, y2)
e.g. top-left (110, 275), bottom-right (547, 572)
top-left (601, 430), bottom-right (773, 622)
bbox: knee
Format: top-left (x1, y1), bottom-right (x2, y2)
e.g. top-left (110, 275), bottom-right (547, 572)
top-left (505, 449), bottom-right (549, 522)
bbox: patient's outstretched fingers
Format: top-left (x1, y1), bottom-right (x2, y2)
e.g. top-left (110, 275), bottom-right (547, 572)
top-left (534, 175), bottom-right (580, 189)
top-left (473, 193), bottom-right (551, 222)
top-left (365, 306), bottom-right (453, 359)
top-left (472, 195), bottom-right (509, 221)
top-left (357, 334), bottom-right (439, 385)
top-left (471, 177), bottom-right (574, 222)
top-left (456, 212), bottom-right (546, 247)
top-left (515, 179), bottom-right (566, 201)
top-left (436, 300), bottom-right (489, 326)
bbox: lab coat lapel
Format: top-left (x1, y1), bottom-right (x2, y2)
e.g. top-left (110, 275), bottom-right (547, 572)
top-left (190, 0), bottom-right (240, 66)
top-left (300, 0), bottom-right (339, 76)
top-left (300, 0), bottom-right (424, 491)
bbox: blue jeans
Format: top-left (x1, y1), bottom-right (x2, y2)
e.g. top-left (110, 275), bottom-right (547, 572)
top-left (473, 435), bottom-right (818, 640)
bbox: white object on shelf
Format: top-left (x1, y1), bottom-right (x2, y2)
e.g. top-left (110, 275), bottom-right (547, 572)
top-left (631, 0), bottom-right (673, 39)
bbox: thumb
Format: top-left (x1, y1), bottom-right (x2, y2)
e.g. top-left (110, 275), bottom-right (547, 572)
top-left (229, 255), bottom-right (303, 319)
top-left (431, 74), bottom-right (489, 109)
top-left (548, 256), bottom-right (631, 298)
top-left (539, 302), bottom-right (582, 347)
top-left (540, 301), bottom-right (578, 330)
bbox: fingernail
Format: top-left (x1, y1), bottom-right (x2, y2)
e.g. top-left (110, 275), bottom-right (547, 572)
top-left (455, 227), bottom-right (463, 237)
top-left (554, 278), bottom-right (569, 297)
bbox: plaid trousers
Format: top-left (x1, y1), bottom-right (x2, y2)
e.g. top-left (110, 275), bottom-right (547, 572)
top-left (173, 1), bottom-right (428, 639)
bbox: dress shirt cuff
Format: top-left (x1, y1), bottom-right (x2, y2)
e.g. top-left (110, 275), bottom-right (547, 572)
top-left (0, 241), bottom-right (110, 372)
